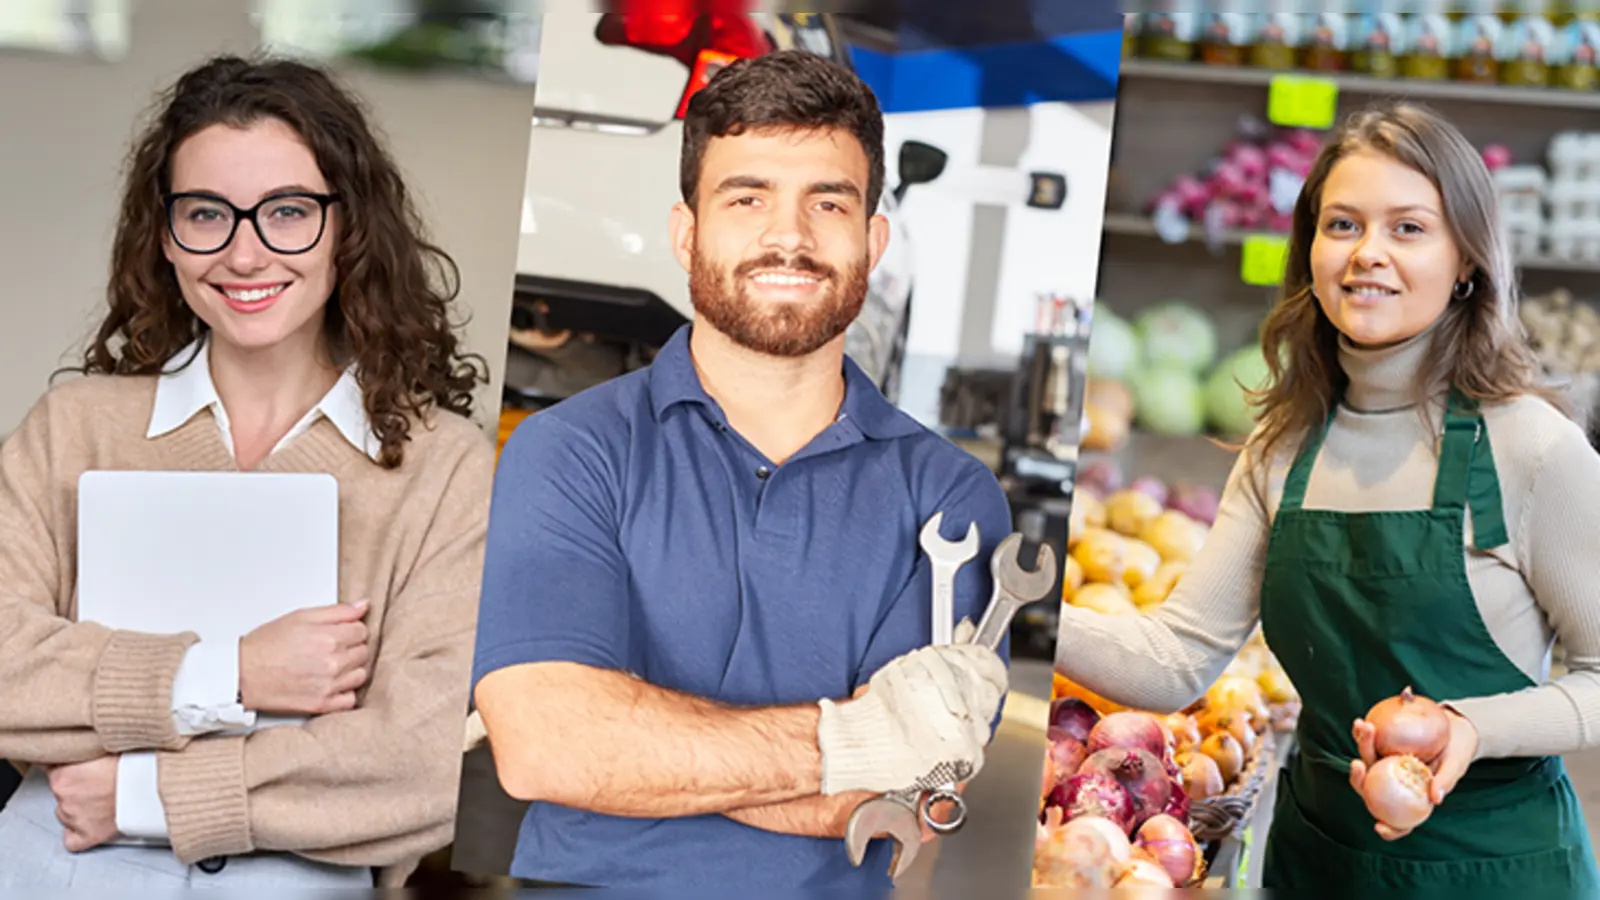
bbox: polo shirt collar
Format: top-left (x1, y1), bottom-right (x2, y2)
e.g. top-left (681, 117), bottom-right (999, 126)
top-left (647, 324), bottom-right (921, 442)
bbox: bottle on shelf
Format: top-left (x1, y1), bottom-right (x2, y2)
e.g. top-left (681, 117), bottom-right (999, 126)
top-left (1501, 0), bottom-right (1558, 86)
top-left (1250, 0), bottom-right (1303, 70)
top-left (1349, 1), bottom-right (1404, 78)
top-left (1401, 0), bottom-right (1455, 80)
top-left (1199, 10), bottom-right (1255, 67)
top-left (1123, 12), bottom-right (1138, 60)
top-left (1454, 0), bottom-right (1505, 83)
top-left (1300, 0), bottom-right (1351, 72)
top-left (1138, 0), bottom-right (1199, 63)
top-left (1551, 0), bottom-right (1600, 89)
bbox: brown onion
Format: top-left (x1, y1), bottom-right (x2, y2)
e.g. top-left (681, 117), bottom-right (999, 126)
top-left (1199, 731), bottom-right (1244, 784)
top-left (1135, 813), bottom-right (1202, 886)
top-left (1178, 750), bottom-right (1224, 800)
top-left (1198, 709), bottom-right (1257, 756)
top-left (1361, 754), bottom-right (1435, 831)
top-left (1366, 686), bottom-right (1450, 765)
top-left (1164, 713), bottom-right (1201, 753)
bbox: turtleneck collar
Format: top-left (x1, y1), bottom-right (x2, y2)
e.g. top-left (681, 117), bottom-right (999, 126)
top-left (1336, 316), bottom-right (1449, 413)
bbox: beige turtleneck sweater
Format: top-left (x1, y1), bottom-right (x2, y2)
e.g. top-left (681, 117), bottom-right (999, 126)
top-left (1055, 324), bottom-right (1600, 762)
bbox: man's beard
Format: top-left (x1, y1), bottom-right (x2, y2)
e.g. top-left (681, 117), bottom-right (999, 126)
top-left (689, 248), bottom-right (869, 358)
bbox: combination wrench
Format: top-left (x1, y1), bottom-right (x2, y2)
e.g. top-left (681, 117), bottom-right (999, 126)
top-left (842, 532), bottom-right (1058, 878)
top-left (919, 511), bottom-right (979, 646)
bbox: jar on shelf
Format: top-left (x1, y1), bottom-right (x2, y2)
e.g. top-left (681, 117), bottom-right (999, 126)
top-left (1551, 0), bottom-right (1600, 89)
top-left (1350, 4), bottom-right (1404, 78)
top-left (1454, 0), bottom-right (1504, 83)
top-left (1501, 0), bottom-right (1558, 86)
top-left (1199, 12), bottom-right (1255, 66)
top-left (1401, 0), bottom-right (1455, 80)
top-left (1250, 0), bottom-right (1304, 70)
top-left (1139, 1), bottom-right (1199, 62)
top-left (1123, 13), bottom-right (1139, 59)
top-left (1300, 1), bottom-right (1351, 72)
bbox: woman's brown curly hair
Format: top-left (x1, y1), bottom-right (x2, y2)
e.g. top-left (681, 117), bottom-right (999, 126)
top-left (1245, 101), bottom-right (1568, 473)
top-left (83, 54), bottom-right (487, 468)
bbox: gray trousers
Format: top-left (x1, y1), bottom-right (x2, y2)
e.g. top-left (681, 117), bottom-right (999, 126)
top-left (0, 767), bottom-right (373, 889)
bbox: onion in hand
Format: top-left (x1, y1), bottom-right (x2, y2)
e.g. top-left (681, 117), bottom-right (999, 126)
top-left (1361, 754), bottom-right (1436, 832)
top-left (1366, 686), bottom-right (1451, 766)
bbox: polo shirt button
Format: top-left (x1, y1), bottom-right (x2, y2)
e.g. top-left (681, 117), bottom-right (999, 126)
top-left (756, 466), bottom-right (771, 480)
top-left (197, 856), bottom-right (227, 873)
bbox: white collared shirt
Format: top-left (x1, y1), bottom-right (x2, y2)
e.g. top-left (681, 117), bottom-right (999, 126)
top-left (117, 337), bottom-right (380, 843)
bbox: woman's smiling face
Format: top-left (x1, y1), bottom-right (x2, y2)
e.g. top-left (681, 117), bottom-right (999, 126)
top-left (1309, 147), bottom-right (1474, 348)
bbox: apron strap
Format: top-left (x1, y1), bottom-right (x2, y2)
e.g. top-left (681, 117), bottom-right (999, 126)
top-left (1434, 388), bottom-right (1510, 549)
top-left (1278, 402), bottom-right (1338, 512)
top-left (1432, 388), bottom-right (1479, 513)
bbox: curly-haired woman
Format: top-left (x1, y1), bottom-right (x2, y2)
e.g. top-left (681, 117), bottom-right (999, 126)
top-left (1054, 103), bottom-right (1600, 895)
top-left (0, 55), bottom-right (494, 889)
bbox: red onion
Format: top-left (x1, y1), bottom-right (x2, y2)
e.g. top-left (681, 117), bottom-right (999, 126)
top-left (1049, 697), bottom-right (1101, 744)
top-left (1361, 754), bottom-right (1435, 831)
top-left (1365, 686), bottom-right (1450, 766)
top-left (1079, 748), bottom-right (1173, 830)
top-left (1135, 814), bottom-right (1202, 886)
top-left (1168, 483), bottom-right (1220, 525)
top-left (1047, 731), bottom-right (1088, 780)
top-left (1044, 772), bottom-right (1135, 833)
top-left (1163, 780), bottom-right (1191, 823)
top-left (1087, 711), bottom-right (1168, 758)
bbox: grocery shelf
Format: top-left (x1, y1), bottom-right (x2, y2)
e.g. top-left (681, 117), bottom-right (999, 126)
top-left (1102, 212), bottom-right (1600, 275)
top-left (1119, 59), bottom-right (1600, 111)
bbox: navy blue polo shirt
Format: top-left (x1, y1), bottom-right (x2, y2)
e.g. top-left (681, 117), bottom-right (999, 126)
top-left (472, 325), bottom-right (1013, 890)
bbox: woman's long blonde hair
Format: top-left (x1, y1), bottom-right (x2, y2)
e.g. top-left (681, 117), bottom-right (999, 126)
top-left (1246, 101), bottom-right (1566, 472)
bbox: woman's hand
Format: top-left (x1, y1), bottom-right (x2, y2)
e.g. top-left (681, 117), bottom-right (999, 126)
top-left (46, 757), bottom-right (119, 852)
top-left (1347, 709), bottom-right (1479, 841)
top-left (238, 600), bottom-right (373, 714)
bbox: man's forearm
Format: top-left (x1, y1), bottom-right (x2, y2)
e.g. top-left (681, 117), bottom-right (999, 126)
top-left (722, 791), bottom-right (874, 838)
top-left (476, 662), bottom-right (828, 818)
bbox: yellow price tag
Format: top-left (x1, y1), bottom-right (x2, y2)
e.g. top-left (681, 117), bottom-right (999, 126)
top-left (1267, 74), bottom-right (1339, 130)
top-left (1241, 234), bottom-right (1289, 286)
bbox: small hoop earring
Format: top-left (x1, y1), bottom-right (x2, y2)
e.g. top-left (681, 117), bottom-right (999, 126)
top-left (1453, 279), bottom-right (1475, 299)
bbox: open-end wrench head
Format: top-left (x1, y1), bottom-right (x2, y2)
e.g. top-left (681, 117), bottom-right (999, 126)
top-left (989, 533), bottom-right (1057, 601)
top-left (919, 512), bottom-right (980, 562)
top-left (844, 799), bottom-right (924, 877)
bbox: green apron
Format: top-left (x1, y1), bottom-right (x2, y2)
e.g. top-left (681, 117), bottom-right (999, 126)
top-left (1257, 389), bottom-right (1600, 895)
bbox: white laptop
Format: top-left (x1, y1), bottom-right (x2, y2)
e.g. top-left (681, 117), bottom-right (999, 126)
top-left (76, 470), bottom-right (340, 731)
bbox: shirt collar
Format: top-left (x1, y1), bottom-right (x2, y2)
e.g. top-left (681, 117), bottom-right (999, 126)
top-left (647, 324), bottom-right (921, 442)
top-left (148, 337), bottom-right (382, 461)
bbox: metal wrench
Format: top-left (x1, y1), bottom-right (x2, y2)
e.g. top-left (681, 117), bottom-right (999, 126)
top-left (842, 532), bottom-right (1059, 878)
top-left (918, 512), bottom-right (979, 646)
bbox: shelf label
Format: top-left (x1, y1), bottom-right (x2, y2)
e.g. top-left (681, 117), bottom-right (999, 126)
top-left (1241, 234), bottom-right (1289, 286)
top-left (1267, 74), bottom-right (1339, 130)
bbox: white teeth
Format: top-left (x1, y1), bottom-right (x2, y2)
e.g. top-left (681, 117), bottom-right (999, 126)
top-left (752, 272), bottom-right (820, 286)
top-left (223, 285), bottom-right (287, 302)
top-left (1345, 285), bottom-right (1396, 297)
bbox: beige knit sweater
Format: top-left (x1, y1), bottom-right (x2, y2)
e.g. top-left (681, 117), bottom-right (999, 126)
top-left (0, 374), bottom-right (492, 866)
top-left (1056, 323), bottom-right (1600, 762)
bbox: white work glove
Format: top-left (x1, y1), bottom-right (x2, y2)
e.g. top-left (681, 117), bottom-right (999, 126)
top-left (816, 619), bottom-right (1008, 795)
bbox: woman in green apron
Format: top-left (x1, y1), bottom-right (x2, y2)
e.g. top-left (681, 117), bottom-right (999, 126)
top-left (1054, 102), bottom-right (1600, 894)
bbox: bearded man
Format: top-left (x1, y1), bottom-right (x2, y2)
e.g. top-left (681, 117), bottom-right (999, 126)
top-left (469, 50), bottom-right (1013, 891)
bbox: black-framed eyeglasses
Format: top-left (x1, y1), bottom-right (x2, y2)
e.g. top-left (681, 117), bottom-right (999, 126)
top-left (164, 191), bottom-right (342, 255)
